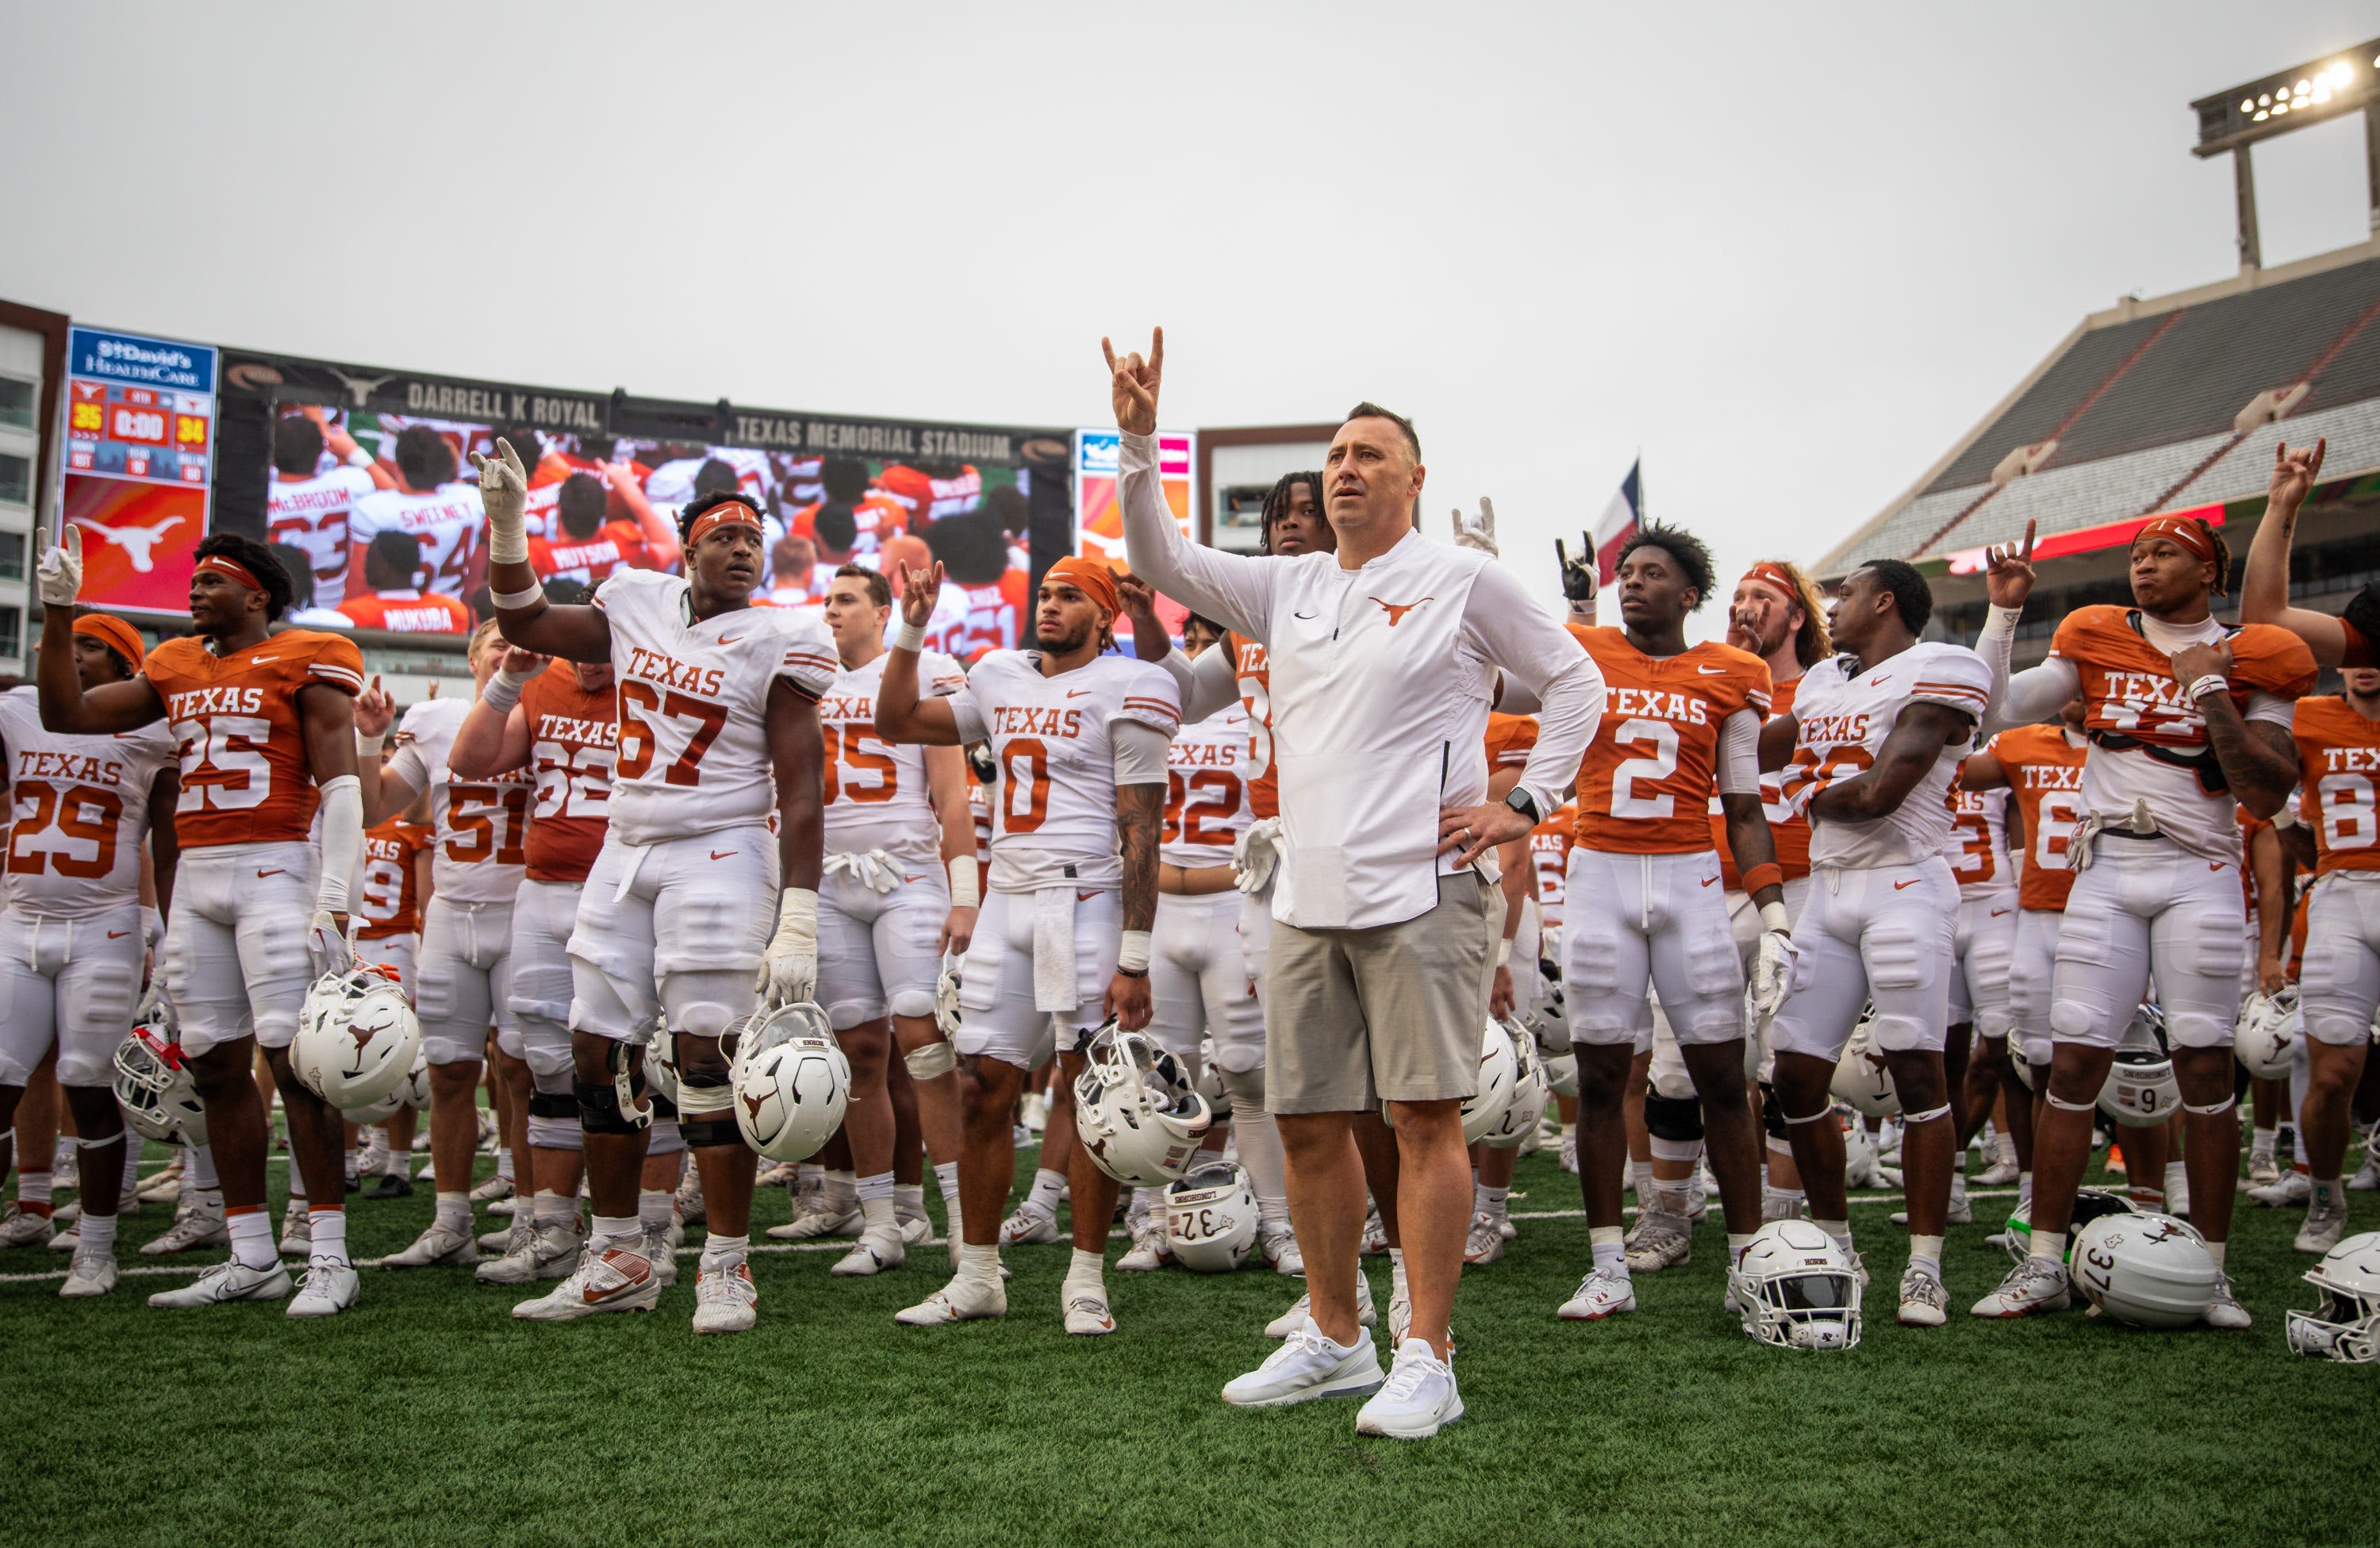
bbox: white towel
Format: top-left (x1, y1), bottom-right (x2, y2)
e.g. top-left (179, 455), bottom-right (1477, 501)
top-left (1033, 886), bottom-right (1078, 1012)
top-left (823, 849), bottom-right (901, 894)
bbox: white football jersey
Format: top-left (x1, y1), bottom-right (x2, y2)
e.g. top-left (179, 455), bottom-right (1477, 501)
top-left (0, 686), bottom-right (176, 915)
top-left (948, 651), bottom-right (1181, 892)
top-left (1944, 782), bottom-right (2014, 896)
top-left (819, 648), bottom-right (965, 862)
top-left (267, 465), bottom-right (378, 609)
top-left (387, 697), bottom-right (533, 905)
top-left (1779, 641), bottom-right (1992, 870)
top-left (1161, 705), bottom-right (1251, 868)
top-left (348, 483), bottom-right (486, 600)
top-left (594, 567), bottom-right (840, 847)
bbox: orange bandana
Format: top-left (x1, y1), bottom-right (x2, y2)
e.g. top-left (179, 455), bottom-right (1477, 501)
top-left (72, 613), bottom-right (145, 670)
top-left (687, 497), bottom-right (766, 547)
top-left (2132, 516), bottom-right (2215, 562)
top-left (195, 555), bottom-right (263, 591)
top-left (1742, 562), bottom-right (1798, 601)
top-left (1046, 556), bottom-right (1121, 616)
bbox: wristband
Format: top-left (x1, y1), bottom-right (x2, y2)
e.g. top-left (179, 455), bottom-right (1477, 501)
top-left (481, 668), bottom-right (532, 716)
top-left (1759, 901), bottom-right (1791, 934)
top-left (894, 619), bottom-right (927, 653)
top-left (1495, 939), bottom-right (1511, 967)
top-left (356, 728), bottom-right (382, 758)
top-left (2271, 804), bottom-right (2299, 831)
top-left (490, 582), bottom-right (545, 611)
top-left (1741, 862), bottom-right (1784, 897)
top-left (1117, 930), bottom-right (1151, 974)
top-left (947, 853), bottom-right (981, 908)
top-left (345, 447), bottom-right (374, 470)
top-left (2186, 674), bottom-right (2229, 704)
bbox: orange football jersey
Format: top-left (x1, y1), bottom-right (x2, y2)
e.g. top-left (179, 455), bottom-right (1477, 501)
top-left (2290, 694), bottom-right (2380, 875)
top-left (520, 664), bottom-right (617, 884)
top-left (357, 816), bottom-right (432, 939)
top-left (1984, 723), bottom-right (2088, 912)
top-left (337, 591), bottom-right (473, 634)
top-left (144, 631), bottom-right (366, 848)
top-left (1569, 626), bottom-right (1769, 855)
top-left (1229, 632), bottom-right (1279, 820)
top-left (2051, 606), bottom-right (2317, 751)
top-left (1716, 670), bottom-right (1809, 885)
top-left (1530, 803), bottom-right (1576, 931)
top-left (1486, 712), bottom-right (1538, 779)
top-left (1944, 776), bottom-right (2011, 891)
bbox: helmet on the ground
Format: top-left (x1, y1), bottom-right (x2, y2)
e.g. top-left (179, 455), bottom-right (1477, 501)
top-left (293, 964), bottom-right (421, 1110)
top-left (730, 1003), bottom-right (849, 1162)
top-left (1479, 1021), bottom-right (1549, 1150)
top-left (2287, 1231), bottom-right (2380, 1362)
top-left (114, 1004), bottom-right (206, 1147)
top-left (1830, 1010), bottom-right (1898, 1117)
top-left (1733, 1219), bottom-right (1861, 1350)
top-left (341, 1054), bottom-right (429, 1124)
top-left (2002, 1188), bottom-right (2136, 1266)
top-left (2070, 1211), bottom-right (2217, 1328)
top-left (1164, 1162), bottom-right (1259, 1272)
top-left (2233, 987), bottom-right (2301, 1081)
top-left (1073, 1023), bottom-right (1211, 1188)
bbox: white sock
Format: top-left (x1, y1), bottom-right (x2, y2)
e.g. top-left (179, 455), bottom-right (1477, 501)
top-left (2164, 1161), bottom-right (2188, 1199)
top-left (2251, 1125), bottom-right (2276, 1162)
top-left (82, 1212), bottom-right (119, 1254)
top-left (188, 1143), bottom-right (220, 1193)
top-left (496, 1148), bottom-right (514, 1183)
top-left (1908, 1234), bottom-right (1943, 1280)
top-left (958, 1240), bottom-right (1000, 1287)
top-left (287, 1166), bottom-right (306, 1203)
top-left (1726, 1231), bottom-right (1753, 1259)
top-left (701, 1232), bottom-right (749, 1271)
top-left (308, 1209), bottom-right (350, 1267)
top-left (2205, 1239), bottom-right (2227, 1271)
top-left (1629, 1159), bottom-right (1654, 1200)
top-left (858, 1173), bottom-right (896, 1233)
top-left (119, 1141), bottom-right (142, 1191)
top-left (1129, 1185), bottom-right (1165, 1225)
top-left (535, 1190), bottom-right (574, 1229)
top-left (1950, 1170), bottom-right (1967, 1204)
top-left (1814, 1217), bottom-right (1852, 1254)
top-left (2031, 1230), bottom-right (2066, 1271)
top-left (2017, 1171), bottom-right (2033, 1208)
top-left (1590, 1224), bottom-right (1626, 1271)
top-left (933, 1161), bottom-right (961, 1201)
top-left (894, 1182), bottom-right (925, 1215)
top-left (825, 1169), bottom-right (857, 1212)
top-left (1994, 1131), bottom-right (2017, 1166)
top-left (638, 1189), bottom-right (673, 1231)
top-left (1065, 1246), bottom-right (1105, 1296)
top-left (593, 1213), bottom-right (641, 1249)
top-left (1476, 1181), bottom-right (1510, 1222)
top-left (1024, 1168), bottom-right (1065, 1215)
top-left (226, 1208), bottom-right (277, 1270)
top-left (434, 1191), bottom-right (470, 1234)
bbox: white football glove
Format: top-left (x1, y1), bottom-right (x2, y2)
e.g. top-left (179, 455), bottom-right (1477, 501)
top-left (1749, 929), bottom-right (1795, 1020)
top-left (471, 436), bottom-right (531, 566)
top-left (1451, 497), bottom-right (1499, 557)
top-left (307, 911), bottom-right (355, 981)
top-left (758, 886), bottom-right (820, 1008)
top-left (34, 524), bottom-right (83, 608)
top-left (1234, 816), bottom-right (1284, 896)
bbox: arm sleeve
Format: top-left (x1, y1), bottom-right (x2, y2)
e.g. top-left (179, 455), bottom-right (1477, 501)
top-left (2247, 690), bottom-right (2294, 729)
top-left (1111, 719), bottom-right (1172, 786)
top-left (1987, 658), bottom-right (2082, 734)
top-left (947, 687), bottom-right (988, 746)
top-left (1119, 432), bottom-right (1273, 640)
top-left (1157, 646), bottom-right (1243, 724)
top-left (1716, 708), bottom-right (1762, 796)
top-left (1458, 563), bottom-right (1603, 820)
top-left (316, 774), bottom-right (364, 913)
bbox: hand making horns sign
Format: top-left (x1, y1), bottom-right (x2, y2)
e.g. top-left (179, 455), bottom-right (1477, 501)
top-left (1102, 328), bottom-right (1163, 436)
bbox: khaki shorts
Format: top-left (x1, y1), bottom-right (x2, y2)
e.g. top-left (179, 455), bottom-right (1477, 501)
top-left (1264, 872), bottom-right (1503, 1113)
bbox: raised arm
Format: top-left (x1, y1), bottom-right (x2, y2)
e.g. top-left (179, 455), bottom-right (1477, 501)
top-left (2241, 439), bottom-right (2347, 665)
top-left (1810, 701), bottom-right (1971, 824)
top-left (448, 649), bottom-right (539, 779)
top-left (351, 678), bottom-right (424, 828)
top-left (31, 532), bottom-right (166, 734)
top-left (471, 439), bottom-right (614, 663)
top-left (875, 563), bottom-right (965, 746)
top-left (1104, 330), bottom-right (1273, 638)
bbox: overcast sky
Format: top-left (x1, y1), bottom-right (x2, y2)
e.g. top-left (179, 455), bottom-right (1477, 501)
top-left (6, 2), bottom-right (2375, 636)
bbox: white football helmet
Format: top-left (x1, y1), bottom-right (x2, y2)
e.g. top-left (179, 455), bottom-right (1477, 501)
top-left (935, 964), bottom-right (962, 1037)
top-left (644, 1017), bottom-right (681, 1108)
top-left (1830, 1010), bottom-right (1899, 1117)
top-left (1542, 1049), bottom-right (1580, 1099)
top-left (293, 965), bottom-right (421, 1110)
top-left (731, 1003), bottom-right (849, 1162)
top-left (2001, 1188), bottom-right (2137, 1266)
top-left (1164, 1162), bottom-right (1260, 1272)
top-left (1479, 1020), bottom-right (1549, 1150)
top-left (2287, 1231), bottom-right (2380, 1362)
top-left (1732, 1219), bottom-right (1861, 1350)
top-left (2096, 1048), bottom-right (2181, 1128)
top-left (2233, 986), bottom-right (2301, 1081)
top-left (1073, 1022), bottom-right (1212, 1188)
top-left (113, 1006), bottom-right (207, 1147)
top-left (341, 1054), bottom-right (429, 1124)
top-left (1192, 1043), bottom-right (1231, 1123)
top-left (2071, 1211), bottom-right (2218, 1328)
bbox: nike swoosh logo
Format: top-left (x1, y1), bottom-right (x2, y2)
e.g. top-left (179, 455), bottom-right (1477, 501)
top-left (107, 929), bottom-right (131, 939)
top-left (1894, 878), bottom-right (1919, 890)
top-left (1871, 675), bottom-right (1890, 685)
top-left (1077, 891), bottom-right (1099, 902)
top-left (249, 655), bottom-right (281, 666)
top-left (1988, 908), bottom-right (2010, 918)
top-left (904, 876), bottom-right (925, 884)
top-left (709, 851), bottom-right (735, 861)
top-left (1293, 610), bottom-right (1319, 620)
top-left (1701, 875), bottom-right (1719, 886)
top-left (719, 635), bottom-right (741, 644)
top-left (257, 868), bottom-right (285, 878)
top-left (1696, 665), bottom-right (1727, 675)
top-left (2209, 862), bottom-right (2225, 871)
top-left (1066, 690), bottom-right (1091, 698)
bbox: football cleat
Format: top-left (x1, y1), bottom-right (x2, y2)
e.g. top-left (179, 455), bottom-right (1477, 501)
top-left (135, 1162), bottom-right (183, 1205)
top-left (1222, 1319), bottom-right (1385, 1408)
top-left (364, 1173), bottom-right (415, 1201)
top-left (286, 1258), bottom-right (361, 1319)
top-left (47, 1220), bottom-right (80, 1254)
top-left (1062, 1287), bottom-right (1115, 1336)
top-left (1557, 1265), bottom-right (1637, 1321)
top-left (0, 1203), bottom-right (52, 1247)
top-left (477, 1222), bottom-right (517, 1252)
top-left (995, 1204), bottom-right (1061, 1247)
top-left (1977, 1156), bottom-right (2021, 1186)
top-left (693, 1261), bottom-right (759, 1333)
top-left (140, 1204), bottom-right (227, 1256)
top-left (470, 1173), bottom-right (515, 1204)
top-left (674, 1164), bottom-right (707, 1227)
top-left (2250, 1172), bottom-right (2313, 1208)
top-left (1558, 1132), bottom-right (1580, 1174)
top-left (2299, 1193), bottom-right (2352, 1254)
top-left (380, 1221), bottom-right (478, 1269)
top-left (1890, 1196), bottom-right (1974, 1227)
top-left (643, 1224), bottom-right (679, 1287)
top-left (768, 1198), bottom-right (863, 1242)
top-left (1262, 1223), bottom-right (1303, 1276)
top-left (512, 1246), bottom-right (661, 1319)
top-left (1970, 1261), bottom-right (2071, 1319)
top-left (1355, 1339), bottom-right (1464, 1439)
top-left (1265, 1273), bottom-right (1377, 1339)
top-left (148, 1258), bottom-right (291, 1308)
top-left (2248, 1154), bottom-right (2283, 1188)
top-left (754, 1161), bottom-right (800, 1189)
top-left (2350, 1151), bottom-right (2380, 1192)
top-left (1118, 1218), bottom-right (1169, 1272)
top-left (59, 1247), bottom-right (117, 1297)
top-left (280, 1201), bottom-right (312, 1256)
top-left (1898, 1264), bottom-right (1950, 1327)
top-left (1624, 1210), bottom-right (1693, 1273)
top-left (1463, 1212), bottom-right (1506, 1266)
top-left (1361, 1206), bottom-right (1388, 1256)
top-left (829, 1229), bottom-right (906, 1277)
top-left (895, 1274), bottom-right (1007, 1325)
top-left (896, 1200), bottom-right (935, 1246)
top-left (2203, 1274), bottom-right (2253, 1330)
top-left (478, 1222), bottom-right (584, 1285)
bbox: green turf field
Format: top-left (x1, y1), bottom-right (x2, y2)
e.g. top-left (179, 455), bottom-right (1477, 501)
top-left (2, 1136), bottom-right (2374, 1548)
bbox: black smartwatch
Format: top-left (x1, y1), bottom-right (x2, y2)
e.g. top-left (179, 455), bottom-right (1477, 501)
top-left (1503, 787), bottom-right (1540, 825)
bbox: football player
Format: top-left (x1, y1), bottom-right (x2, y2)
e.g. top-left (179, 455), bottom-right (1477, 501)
top-left (347, 425), bottom-right (487, 604)
top-left (267, 411), bottom-right (390, 612)
top-left (799, 565), bottom-right (977, 1275)
top-left (476, 444), bottom-right (833, 1333)
top-left (445, 637), bottom-right (623, 1284)
top-left (355, 624), bottom-right (532, 1269)
top-left (874, 556), bottom-right (1179, 1334)
top-left (1760, 558), bottom-right (1994, 1327)
top-left (0, 612), bottom-right (178, 1294)
top-left (352, 776), bottom-right (433, 1199)
top-left (526, 469), bottom-right (680, 587)
top-left (33, 529), bottom-right (368, 1316)
top-left (1552, 524), bottom-right (1784, 1322)
top-left (1972, 515), bottom-right (2313, 1327)
top-left (1935, 759), bottom-right (2017, 1225)
top-left (338, 532), bottom-right (475, 633)
top-left (789, 459), bottom-right (908, 562)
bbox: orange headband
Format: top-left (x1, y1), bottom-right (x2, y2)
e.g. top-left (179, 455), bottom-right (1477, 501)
top-left (195, 555), bottom-right (263, 591)
top-left (1741, 562), bottom-right (1798, 601)
top-left (2132, 516), bottom-right (2215, 562)
top-left (1046, 556), bottom-right (1121, 616)
top-left (72, 613), bottom-right (145, 670)
top-left (687, 497), bottom-right (766, 546)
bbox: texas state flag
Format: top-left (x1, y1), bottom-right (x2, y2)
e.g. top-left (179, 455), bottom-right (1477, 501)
top-left (1593, 459), bottom-right (1641, 586)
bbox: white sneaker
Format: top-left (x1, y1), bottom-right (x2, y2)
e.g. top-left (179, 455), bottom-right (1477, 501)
top-left (1265, 1273), bottom-right (1376, 1338)
top-left (287, 1258), bottom-right (360, 1318)
top-left (1463, 1212), bottom-right (1506, 1266)
top-left (1898, 1264), bottom-right (1949, 1327)
top-left (59, 1249), bottom-right (117, 1297)
top-left (141, 1204), bottom-right (227, 1256)
top-left (1261, 1223), bottom-right (1303, 1276)
top-left (136, 1164), bottom-right (183, 1205)
top-left (2167, 1172), bottom-right (2190, 1218)
top-left (148, 1258), bottom-right (291, 1308)
top-left (2298, 1191), bottom-right (2351, 1254)
top-left (1557, 1264), bottom-right (1637, 1320)
top-left (484, 1215), bottom-right (533, 1259)
top-left (356, 1131), bottom-right (391, 1178)
top-left (47, 1219), bottom-right (80, 1253)
top-left (642, 1223), bottom-right (680, 1287)
top-left (1223, 1319), bottom-right (1385, 1407)
top-left (896, 1201), bottom-right (935, 1246)
top-left (1977, 1157), bottom-right (2021, 1186)
top-left (675, 1166), bottom-right (707, 1227)
top-left (2250, 1171), bottom-right (2312, 1208)
top-left (2247, 1154), bottom-right (2282, 1187)
top-left (513, 1244), bottom-right (661, 1319)
top-left (1355, 1339), bottom-right (1463, 1439)
top-left (768, 1199), bottom-right (862, 1242)
top-left (469, 1173), bottom-right (516, 1204)
top-left (1559, 1133), bottom-right (1579, 1174)
top-left (996, 1204), bottom-right (1062, 1246)
top-left (754, 1161), bottom-right (800, 1189)
top-left (380, 1220), bottom-right (478, 1268)
top-left (1361, 1208), bottom-right (1388, 1255)
top-left (830, 1228), bottom-right (906, 1277)
top-left (692, 1261), bottom-right (758, 1333)
top-left (1970, 1260), bottom-right (2070, 1319)
top-left (895, 1273), bottom-right (1007, 1325)
top-left (2350, 1150), bottom-right (2380, 1191)
top-left (1623, 1209), bottom-right (1691, 1273)
top-left (1889, 1196), bottom-right (1973, 1227)
top-left (2203, 1273), bottom-right (2252, 1330)
top-left (1063, 1285), bottom-right (1115, 1336)
top-left (478, 1222), bottom-right (584, 1285)
top-left (1117, 1220), bottom-right (1169, 1272)
top-left (0, 1203), bottom-right (54, 1246)
top-left (279, 1200), bottom-right (313, 1256)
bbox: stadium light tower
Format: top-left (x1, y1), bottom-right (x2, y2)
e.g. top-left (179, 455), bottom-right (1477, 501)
top-left (2192, 38), bottom-right (2380, 271)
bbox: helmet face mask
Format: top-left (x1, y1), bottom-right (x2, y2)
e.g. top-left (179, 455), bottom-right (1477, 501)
top-left (1073, 1024), bottom-right (1212, 1188)
top-left (114, 1012), bottom-right (207, 1147)
top-left (1732, 1220), bottom-right (1861, 1351)
top-left (2287, 1231), bottom-right (2380, 1362)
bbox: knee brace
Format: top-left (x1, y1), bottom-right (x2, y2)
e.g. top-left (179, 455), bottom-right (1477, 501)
top-left (1644, 1093), bottom-right (1704, 1144)
top-left (904, 1037), bottom-right (958, 1081)
top-left (678, 1114), bottom-right (741, 1149)
top-left (1757, 1082), bottom-right (1789, 1142)
top-left (574, 1079), bottom-right (648, 1135)
top-left (647, 1116), bottom-right (685, 1156)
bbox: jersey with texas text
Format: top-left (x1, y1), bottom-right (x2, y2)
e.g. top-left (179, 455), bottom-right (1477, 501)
top-left (1985, 724), bottom-right (2088, 912)
top-left (1227, 633), bottom-right (1280, 820)
top-left (0, 686), bottom-right (176, 915)
top-left (144, 631), bottom-right (365, 849)
top-left (818, 648), bottom-right (965, 862)
top-left (1779, 642), bottom-right (1991, 870)
top-left (1567, 626), bottom-right (1770, 855)
top-left (1944, 778), bottom-right (2013, 895)
top-left (1161, 704), bottom-right (1251, 868)
top-left (2291, 694), bottom-right (2380, 876)
top-left (520, 664), bottom-right (618, 885)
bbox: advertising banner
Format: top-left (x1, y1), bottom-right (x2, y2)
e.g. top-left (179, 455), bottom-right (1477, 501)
top-left (61, 326), bottom-right (217, 613)
top-left (1073, 428), bottom-right (1194, 640)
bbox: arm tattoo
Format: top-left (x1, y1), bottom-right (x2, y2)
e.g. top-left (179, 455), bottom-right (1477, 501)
top-left (2202, 703), bottom-right (2298, 817)
top-left (1115, 783), bottom-right (1164, 934)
